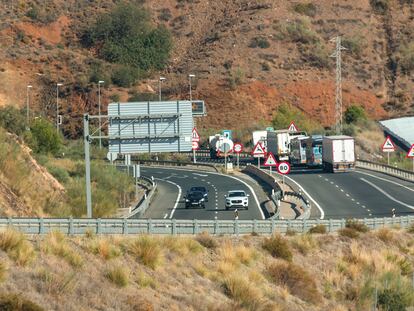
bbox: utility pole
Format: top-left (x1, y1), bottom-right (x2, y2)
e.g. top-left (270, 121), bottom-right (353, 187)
top-left (189, 74), bottom-right (195, 101)
top-left (98, 80), bottom-right (105, 149)
top-left (159, 77), bottom-right (166, 101)
top-left (56, 83), bottom-right (63, 133)
top-left (330, 36), bottom-right (346, 135)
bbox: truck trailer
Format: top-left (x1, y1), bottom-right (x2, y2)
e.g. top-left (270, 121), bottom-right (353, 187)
top-left (306, 135), bottom-right (323, 167)
top-left (322, 135), bottom-right (355, 173)
top-left (290, 136), bottom-right (308, 165)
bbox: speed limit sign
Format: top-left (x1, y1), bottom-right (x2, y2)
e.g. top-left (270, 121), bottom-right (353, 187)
top-left (277, 162), bottom-right (291, 175)
top-left (233, 143), bottom-right (243, 153)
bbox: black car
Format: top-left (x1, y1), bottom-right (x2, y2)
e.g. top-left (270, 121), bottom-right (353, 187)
top-left (189, 186), bottom-right (208, 202)
top-left (185, 191), bottom-right (206, 208)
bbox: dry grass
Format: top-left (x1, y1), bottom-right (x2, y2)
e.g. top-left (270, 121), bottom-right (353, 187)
top-left (162, 236), bottom-right (203, 256)
top-left (0, 261), bottom-right (7, 282)
top-left (0, 229), bottom-right (35, 266)
top-left (0, 293), bottom-right (44, 311)
top-left (407, 224), bottom-right (414, 234)
top-left (308, 224), bottom-right (327, 234)
top-left (338, 227), bottom-right (360, 239)
top-left (136, 271), bottom-right (157, 289)
top-left (221, 274), bottom-right (264, 310)
top-left (127, 235), bottom-right (163, 269)
top-left (375, 228), bottom-right (395, 243)
top-left (290, 233), bottom-right (319, 255)
top-left (105, 265), bottom-right (130, 287)
top-left (267, 261), bottom-right (321, 304)
top-left (41, 231), bottom-right (83, 267)
top-left (36, 268), bottom-right (78, 296)
top-left (262, 234), bottom-right (293, 261)
top-left (346, 219), bottom-right (369, 233)
top-left (87, 237), bottom-right (121, 260)
top-left (195, 231), bottom-right (218, 249)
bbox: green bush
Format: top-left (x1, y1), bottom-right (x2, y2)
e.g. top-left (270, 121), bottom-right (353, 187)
top-left (105, 265), bottom-right (129, 287)
top-left (293, 3), bottom-right (318, 17)
top-left (377, 272), bottom-right (414, 310)
top-left (26, 6), bottom-right (39, 20)
top-left (280, 18), bottom-right (319, 44)
top-left (271, 103), bottom-right (323, 133)
top-left (0, 106), bottom-right (26, 136)
top-left (370, 0), bottom-right (389, 14)
top-left (262, 234), bottom-right (293, 261)
top-left (128, 92), bottom-right (158, 102)
top-left (301, 43), bottom-right (330, 68)
top-left (342, 36), bottom-right (365, 57)
top-left (344, 105), bottom-right (367, 124)
top-left (0, 293), bottom-right (44, 311)
top-left (249, 37), bottom-right (270, 48)
top-left (29, 118), bottom-right (61, 154)
top-left (398, 42), bottom-right (414, 74)
top-left (111, 66), bottom-right (142, 88)
top-left (83, 3), bottom-right (172, 80)
top-left (46, 165), bottom-right (70, 184)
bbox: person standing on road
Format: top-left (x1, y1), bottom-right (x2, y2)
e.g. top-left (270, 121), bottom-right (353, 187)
top-left (234, 209), bottom-right (239, 220)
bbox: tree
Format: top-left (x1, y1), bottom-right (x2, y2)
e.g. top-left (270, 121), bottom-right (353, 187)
top-left (30, 118), bottom-right (61, 154)
top-left (0, 106), bottom-right (26, 136)
top-left (344, 105), bottom-right (366, 124)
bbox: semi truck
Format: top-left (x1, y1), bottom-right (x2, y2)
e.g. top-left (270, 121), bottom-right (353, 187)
top-left (322, 135), bottom-right (355, 173)
top-left (266, 130), bottom-right (307, 162)
top-left (306, 135), bottom-right (323, 167)
top-left (290, 136), bottom-right (308, 165)
top-left (209, 134), bottom-right (234, 159)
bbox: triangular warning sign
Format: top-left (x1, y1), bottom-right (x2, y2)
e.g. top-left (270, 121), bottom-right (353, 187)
top-left (407, 144), bottom-right (414, 158)
top-left (264, 152), bottom-right (278, 167)
top-left (288, 121), bottom-right (299, 132)
top-left (252, 142), bottom-right (266, 156)
top-left (192, 127), bottom-right (200, 142)
top-left (382, 136), bottom-right (395, 152)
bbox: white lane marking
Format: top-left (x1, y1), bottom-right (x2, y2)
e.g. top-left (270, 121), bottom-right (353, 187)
top-left (163, 213), bottom-right (168, 219)
top-left (356, 202), bottom-right (360, 205)
top-left (277, 172), bottom-right (325, 219)
top-left (369, 213), bottom-right (372, 216)
top-left (367, 209), bottom-right (371, 212)
top-left (207, 181), bottom-right (211, 184)
top-left (318, 175), bottom-right (322, 178)
top-left (346, 193), bottom-right (350, 197)
top-left (143, 166), bottom-right (264, 219)
top-left (356, 170), bottom-right (414, 192)
top-left (362, 205), bottom-right (366, 209)
top-left (201, 179), bottom-right (206, 182)
top-left (325, 178), bottom-right (329, 181)
top-left (335, 185), bottom-right (339, 188)
top-left (360, 177), bottom-right (414, 210)
top-left (330, 181), bottom-right (334, 184)
top-left (340, 189), bottom-right (344, 192)
top-left (157, 179), bottom-right (182, 219)
top-left (193, 173), bottom-right (208, 177)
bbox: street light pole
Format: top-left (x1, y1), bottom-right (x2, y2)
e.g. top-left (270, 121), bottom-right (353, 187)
top-left (56, 83), bottom-right (63, 133)
top-left (26, 85), bottom-right (32, 130)
top-left (98, 80), bottom-right (104, 149)
top-left (189, 74), bottom-right (195, 101)
top-left (159, 77), bottom-right (166, 101)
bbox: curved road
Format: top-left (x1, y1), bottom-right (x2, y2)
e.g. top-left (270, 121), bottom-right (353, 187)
top-left (287, 168), bottom-right (414, 219)
top-left (140, 167), bottom-right (264, 220)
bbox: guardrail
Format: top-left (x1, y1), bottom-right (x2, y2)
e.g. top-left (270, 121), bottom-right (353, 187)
top-left (127, 176), bottom-right (157, 218)
top-left (0, 216), bottom-right (412, 235)
top-left (128, 159), bottom-right (219, 172)
top-left (356, 159), bottom-right (414, 182)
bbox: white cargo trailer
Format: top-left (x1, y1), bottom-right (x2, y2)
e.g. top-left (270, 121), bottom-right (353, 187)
top-left (322, 136), bottom-right (355, 173)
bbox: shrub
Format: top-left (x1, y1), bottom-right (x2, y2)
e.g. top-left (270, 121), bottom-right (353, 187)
top-left (42, 231), bottom-right (83, 268)
top-left (407, 223), bottom-right (414, 234)
top-left (105, 265), bottom-right (129, 287)
top-left (26, 6), bottom-right (39, 20)
top-left (285, 228), bottom-right (297, 236)
top-left (0, 106), bottom-right (26, 136)
top-left (291, 234), bottom-right (319, 255)
top-left (342, 36), bottom-right (365, 57)
top-left (0, 293), bottom-right (44, 311)
top-left (0, 229), bottom-right (35, 266)
top-left (109, 94), bottom-right (120, 102)
top-left (221, 274), bottom-right (263, 310)
top-left (370, 0), bottom-right (389, 14)
top-left (267, 261), bottom-right (321, 303)
top-left (30, 118), bottom-right (61, 154)
top-left (128, 236), bottom-right (162, 269)
top-left (398, 42), bottom-right (414, 74)
top-left (89, 238), bottom-right (121, 260)
top-left (249, 37), bottom-right (270, 49)
top-left (111, 66), bottom-right (142, 88)
top-left (346, 219), bottom-right (369, 233)
top-left (376, 228), bottom-right (394, 243)
top-left (278, 18), bottom-right (319, 44)
top-left (0, 261), bottom-right (7, 283)
top-left (262, 234), bottom-right (293, 261)
top-left (136, 271), bottom-right (157, 289)
top-left (293, 3), bottom-right (317, 17)
top-left (128, 92), bottom-right (158, 102)
top-left (46, 165), bottom-right (69, 184)
top-left (308, 224), bottom-right (327, 234)
top-left (196, 231), bottom-right (218, 249)
top-left (158, 8), bottom-right (172, 21)
top-left (338, 227), bottom-right (360, 239)
top-left (344, 105), bottom-right (367, 124)
top-left (301, 43), bottom-right (330, 68)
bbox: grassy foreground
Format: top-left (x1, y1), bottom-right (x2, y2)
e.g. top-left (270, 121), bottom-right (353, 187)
top-left (0, 226), bottom-right (413, 311)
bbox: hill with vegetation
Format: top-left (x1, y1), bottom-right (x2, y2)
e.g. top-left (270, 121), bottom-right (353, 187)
top-left (0, 225), bottom-right (414, 310)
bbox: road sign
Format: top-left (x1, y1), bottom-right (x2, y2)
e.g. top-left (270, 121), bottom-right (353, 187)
top-left (266, 127), bottom-right (274, 131)
top-left (288, 121), bottom-right (299, 132)
top-left (252, 142), bottom-right (266, 157)
top-left (222, 130), bottom-right (232, 140)
top-left (192, 127), bottom-right (200, 142)
top-left (124, 154), bottom-right (131, 166)
top-left (106, 152), bottom-right (118, 163)
top-left (192, 141), bottom-right (199, 150)
top-left (382, 136), bottom-right (395, 152)
top-left (233, 143), bottom-right (243, 153)
top-left (277, 162), bottom-right (291, 175)
top-left (264, 152), bottom-right (278, 167)
top-left (407, 145), bottom-right (414, 158)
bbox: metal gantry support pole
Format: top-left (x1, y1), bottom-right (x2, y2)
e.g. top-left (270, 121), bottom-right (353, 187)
top-left (83, 114), bottom-right (92, 218)
top-left (98, 81), bottom-right (104, 149)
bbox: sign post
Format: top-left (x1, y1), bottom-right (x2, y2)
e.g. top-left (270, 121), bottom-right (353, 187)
top-left (233, 143), bottom-right (243, 170)
top-left (407, 144), bottom-right (414, 172)
top-left (192, 127), bottom-right (200, 164)
top-left (381, 136), bottom-right (395, 165)
top-left (264, 152), bottom-right (278, 174)
top-left (252, 142), bottom-right (266, 168)
top-left (277, 161), bottom-right (291, 184)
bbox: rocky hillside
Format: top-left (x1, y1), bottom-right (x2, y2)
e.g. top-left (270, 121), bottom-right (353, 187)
top-left (0, 227), bottom-right (414, 310)
top-left (1, 0), bottom-right (413, 136)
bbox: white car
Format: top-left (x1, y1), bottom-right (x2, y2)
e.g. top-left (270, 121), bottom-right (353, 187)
top-left (225, 190), bottom-right (249, 210)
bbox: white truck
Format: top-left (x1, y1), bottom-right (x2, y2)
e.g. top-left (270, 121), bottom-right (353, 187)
top-left (267, 130), bottom-right (307, 161)
top-left (322, 135), bottom-right (355, 173)
top-left (209, 134), bottom-right (234, 159)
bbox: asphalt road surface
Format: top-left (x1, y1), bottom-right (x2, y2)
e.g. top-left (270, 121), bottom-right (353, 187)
top-left (140, 167), bottom-right (264, 220)
top-left (287, 168), bottom-right (414, 219)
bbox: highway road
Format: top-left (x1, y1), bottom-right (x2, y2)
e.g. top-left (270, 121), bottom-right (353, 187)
top-left (287, 168), bottom-right (414, 219)
top-left (139, 167), bottom-right (265, 220)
